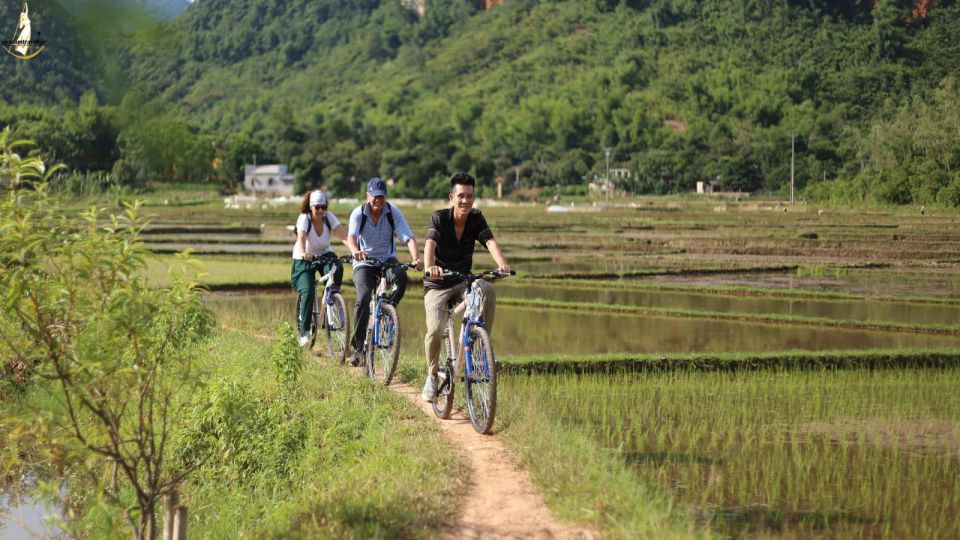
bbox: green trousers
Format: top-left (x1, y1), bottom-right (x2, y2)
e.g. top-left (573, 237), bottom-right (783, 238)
top-left (291, 256), bottom-right (344, 335)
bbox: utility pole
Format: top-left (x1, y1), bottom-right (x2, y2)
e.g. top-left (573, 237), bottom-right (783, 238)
top-left (790, 135), bottom-right (796, 204)
top-left (604, 147), bottom-right (611, 201)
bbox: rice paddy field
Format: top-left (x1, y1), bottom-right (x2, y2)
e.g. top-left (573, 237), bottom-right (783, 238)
top-left (140, 195), bottom-right (960, 538)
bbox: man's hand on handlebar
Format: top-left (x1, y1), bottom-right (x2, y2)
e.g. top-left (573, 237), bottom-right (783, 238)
top-left (497, 263), bottom-right (512, 274)
top-left (411, 258), bottom-right (424, 272)
top-left (426, 265), bottom-right (444, 280)
top-left (352, 249), bottom-right (368, 261)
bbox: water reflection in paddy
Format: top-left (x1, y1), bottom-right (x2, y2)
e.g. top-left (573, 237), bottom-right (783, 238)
top-left (655, 268), bottom-right (960, 298)
top-left (494, 283), bottom-right (960, 327)
top-left (207, 292), bottom-right (960, 357)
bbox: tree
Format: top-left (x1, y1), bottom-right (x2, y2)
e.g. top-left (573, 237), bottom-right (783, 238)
top-left (0, 136), bottom-right (215, 539)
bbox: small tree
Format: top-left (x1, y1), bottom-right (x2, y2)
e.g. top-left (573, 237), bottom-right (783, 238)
top-left (0, 134), bottom-right (215, 539)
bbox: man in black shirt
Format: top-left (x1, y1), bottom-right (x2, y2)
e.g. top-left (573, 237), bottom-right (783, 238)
top-left (421, 172), bottom-right (511, 403)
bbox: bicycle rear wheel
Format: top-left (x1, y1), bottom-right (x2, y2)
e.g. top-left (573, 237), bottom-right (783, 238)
top-left (431, 319), bottom-right (456, 419)
top-left (324, 293), bottom-right (350, 363)
top-left (464, 326), bottom-right (497, 434)
top-left (371, 303), bottom-right (400, 385)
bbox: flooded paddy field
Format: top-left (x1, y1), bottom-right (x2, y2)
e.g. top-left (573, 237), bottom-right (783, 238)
top-left (142, 198), bottom-right (960, 538)
top-left (656, 266), bottom-right (960, 298)
top-left (205, 292), bottom-right (960, 358)
top-left (501, 368), bottom-right (960, 538)
top-left (494, 282), bottom-right (960, 327)
top-left (141, 199), bottom-right (960, 292)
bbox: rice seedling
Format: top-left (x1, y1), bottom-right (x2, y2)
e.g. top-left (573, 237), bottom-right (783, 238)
top-left (501, 368), bottom-right (960, 538)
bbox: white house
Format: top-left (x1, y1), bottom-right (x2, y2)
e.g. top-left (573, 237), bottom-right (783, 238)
top-left (244, 164), bottom-right (296, 195)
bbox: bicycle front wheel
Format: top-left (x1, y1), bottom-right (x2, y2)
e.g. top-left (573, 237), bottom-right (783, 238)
top-left (431, 319), bottom-right (456, 419)
top-left (464, 326), bottom-right (497, 434)
top-left (295, 294), bottom-right (319, 350)
top-left (371, 303), bottom-right (400, 385)
top-left (324, 293), bottom-right (350, 364)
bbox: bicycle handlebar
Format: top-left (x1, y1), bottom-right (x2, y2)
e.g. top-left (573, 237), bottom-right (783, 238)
top-left (307, 253), bottom-right (354, 265)
top-left (436, 269), bottom-right (516, 282)
top-left (353, 256), bottom-right (417, 271)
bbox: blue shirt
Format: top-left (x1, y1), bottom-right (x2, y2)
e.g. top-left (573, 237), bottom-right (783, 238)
top-left (348, 202), bottom-right (415, 267)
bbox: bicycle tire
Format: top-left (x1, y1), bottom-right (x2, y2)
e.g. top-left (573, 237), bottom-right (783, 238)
top-left (464, 326), bottom-right (497, 434)
top-left (365, 328), bottom-right (376, 381)
top-left (324, 293), bottom-right (350, 364)
top-left (372, 303), bottom-right (400, 385)
top-left (309, 295), bottom-right (320, 350)
top-left (431, 319), bottom-right (456, 419)
top-left (295, 294), bottom-right (318, 350)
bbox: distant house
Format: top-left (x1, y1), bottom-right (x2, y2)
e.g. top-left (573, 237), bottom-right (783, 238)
top-left (244, 164), bottom-right (296, 196)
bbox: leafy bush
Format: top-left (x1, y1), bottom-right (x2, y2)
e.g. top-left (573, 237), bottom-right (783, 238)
top-left (0, 134), bottom-right (215, 539)
top-left (179, 376), bottom-right (308, 482)
top-left (271, 322), bottom-right (304, 390)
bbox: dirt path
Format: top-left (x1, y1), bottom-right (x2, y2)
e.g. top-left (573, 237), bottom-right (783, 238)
top-left (235, 325), bottom-right (596, 538)
top-left (384, 376), bottom-right (597, 539)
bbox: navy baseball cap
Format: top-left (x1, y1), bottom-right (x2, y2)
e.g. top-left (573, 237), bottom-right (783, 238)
top-left (366, 177), bottom-right (387, 197)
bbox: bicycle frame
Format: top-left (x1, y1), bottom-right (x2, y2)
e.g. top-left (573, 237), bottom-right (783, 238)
top-left (452, 280), bottom-right (489, 382)
top-left (313, 262), bottom-right (341, 329)
top-left (368, 271), bottom-right (396, 348)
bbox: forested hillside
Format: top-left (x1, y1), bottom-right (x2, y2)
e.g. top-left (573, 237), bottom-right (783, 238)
top-left (2, 0), bottom-right (959, 205)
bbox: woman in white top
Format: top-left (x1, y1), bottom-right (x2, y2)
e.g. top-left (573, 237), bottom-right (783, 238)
top-left (291, 190), bottom-right (350, 344)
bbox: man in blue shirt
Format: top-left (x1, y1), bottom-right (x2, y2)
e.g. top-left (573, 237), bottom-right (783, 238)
top-left (346, 177), bottom-right (423, 365)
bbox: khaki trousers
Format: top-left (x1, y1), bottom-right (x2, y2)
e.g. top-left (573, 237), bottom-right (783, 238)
top-left (423, 280), bottom-right (496, 374)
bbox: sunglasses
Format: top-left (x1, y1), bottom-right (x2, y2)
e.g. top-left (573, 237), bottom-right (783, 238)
top-left (312, 204), bottom-right (328, 211)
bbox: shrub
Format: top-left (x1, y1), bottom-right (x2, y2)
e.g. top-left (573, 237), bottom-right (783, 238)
top-left (271, 322), bottom-right (304, 390)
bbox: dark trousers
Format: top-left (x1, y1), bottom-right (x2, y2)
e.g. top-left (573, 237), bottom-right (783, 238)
top-left (291, 256), bottom-right (344, 335)
top-left (351, 258), bottom-right (408, 351)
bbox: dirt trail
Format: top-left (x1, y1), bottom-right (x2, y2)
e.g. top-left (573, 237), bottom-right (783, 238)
top-left (235, 325), bottom-right (596, 538)
top-left (385, 376), bottom-right (597, 539)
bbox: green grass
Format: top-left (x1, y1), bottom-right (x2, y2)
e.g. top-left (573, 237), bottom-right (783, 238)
top-left (172, 330), bottom-right (466, 539)
top-left (501, 368), bottom-right (960, 539)
top-left (2, 329), bottom-right (466, 539)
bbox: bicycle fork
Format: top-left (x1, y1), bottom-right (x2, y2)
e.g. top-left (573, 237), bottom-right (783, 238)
top-left (460, 320), bottom-right (489, 382)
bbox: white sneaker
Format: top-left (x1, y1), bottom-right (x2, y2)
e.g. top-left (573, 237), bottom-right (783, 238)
top-left (421, 376), bottom-right (436, 403)
top-left (298, 333), bottom-right (310, 347)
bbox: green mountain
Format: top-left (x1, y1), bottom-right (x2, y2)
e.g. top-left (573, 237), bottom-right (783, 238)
top-left (3, 0), bottom-right (960, 206)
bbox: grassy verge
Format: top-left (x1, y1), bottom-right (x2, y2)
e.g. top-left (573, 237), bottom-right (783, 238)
top-left (178, 329), bottom-right (466, 538)
top-left (2, 329), bottom-right (466, 539)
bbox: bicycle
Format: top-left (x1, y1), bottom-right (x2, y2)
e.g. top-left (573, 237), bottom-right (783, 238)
top-left (355, 257), bottom-right (414, 385)
top-left (430, 269), bottom-right (514, 434)
top-left (295, 254), bottom-right (352, 362)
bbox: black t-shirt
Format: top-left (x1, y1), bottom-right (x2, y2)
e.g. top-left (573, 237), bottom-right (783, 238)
top-left (425, 208), bottom-right (494, 290)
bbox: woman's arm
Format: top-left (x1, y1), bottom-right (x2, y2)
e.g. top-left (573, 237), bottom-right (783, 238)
top-left (297, 229), bottom-right (311, 261)
top-left (333, 224), bottom-right (350, 251)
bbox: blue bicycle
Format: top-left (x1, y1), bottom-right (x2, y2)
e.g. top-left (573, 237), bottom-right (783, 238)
top-left (357, 257), bottom-right (414, 385)
top-left (431, 269), bottom-right (514, 434)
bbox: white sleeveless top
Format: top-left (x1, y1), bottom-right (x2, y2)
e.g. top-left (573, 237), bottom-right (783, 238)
top-left (292, 211), bottom-right (341, 260)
